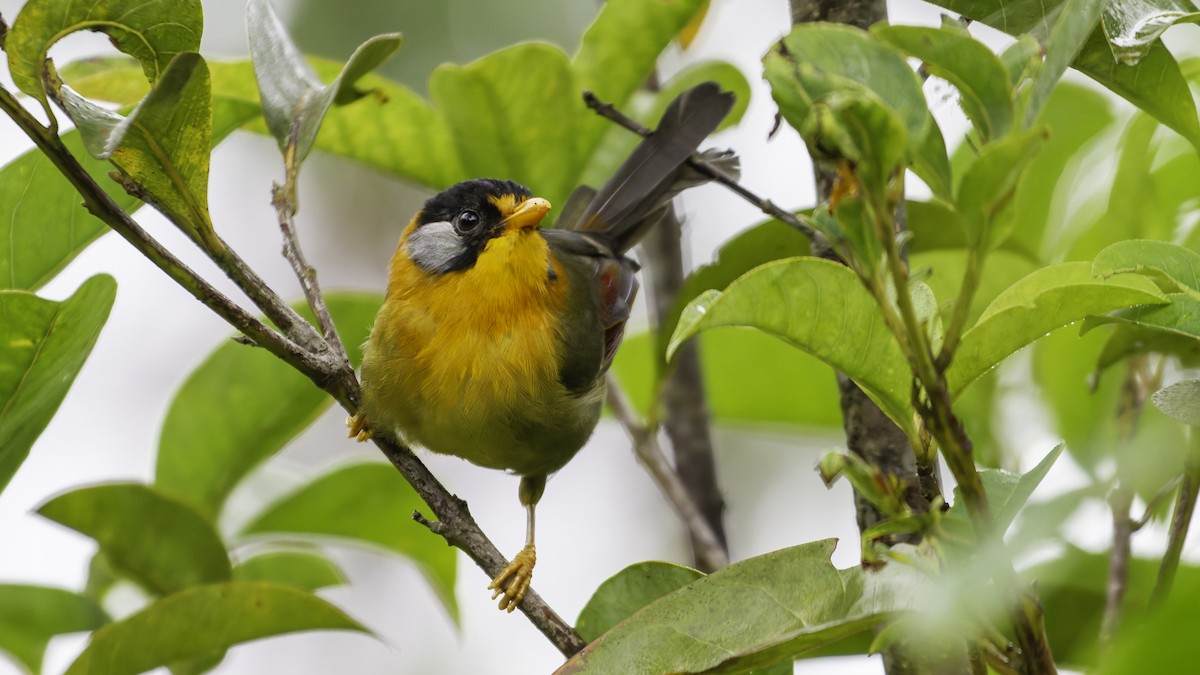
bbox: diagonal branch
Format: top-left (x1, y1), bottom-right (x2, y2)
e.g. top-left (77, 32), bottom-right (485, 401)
top-left (605, 375), bottom-right (729, 571)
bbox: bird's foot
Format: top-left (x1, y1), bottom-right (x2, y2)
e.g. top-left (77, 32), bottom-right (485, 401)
top-left (488, 544), bottom-right (536, 613)
top-left (346, 413), bottom-right (372, 442)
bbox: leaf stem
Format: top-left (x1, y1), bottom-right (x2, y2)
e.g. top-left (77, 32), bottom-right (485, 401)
top-left (1152, 427), bottom-right (1200, 608)
top-left (937, 246), bottom-right (982, 370)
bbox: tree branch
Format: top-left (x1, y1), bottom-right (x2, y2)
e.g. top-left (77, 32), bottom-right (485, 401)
top-left (605, 375), bottom-right (730, 571)
top-left (581, 91), bottom-right (816, 240)
top-left (1101, 357), bottom-right (1153, 648)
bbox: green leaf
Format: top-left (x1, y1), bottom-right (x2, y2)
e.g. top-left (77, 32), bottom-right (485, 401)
top-left (2, 60), bottom-right (260, 291)
top-left (557, 540), bottom-right (884, 674)
top-left (1101, 1), bottom-right (1200, 65)
top-left (294, 61), bottom-right (465, 188)
top-left (1010, 83), bottom-right (1116, 260)
top-left (667, 257), bottom-right (912, 436)
top-left (1076, 30), bottom-right (1200, 151)
top-left (1092, 239), bottom-right (1200, 295)
top-left (1064, 115), bottom-right (1176, 261)
top-left (56, 52), bottom-right (216, 248)
top-left (1001, 34), bottom-right (1043, 88)
top-left (948, 262), bottom-right (1166, 395)
top-left (800, 92), bottom-right (909, 196)
top-left (657, 219), bottom-right (810, 359)
top-left (65, 582), bottom-right (367, 675)
top-left (38, 483), bottom-right (231, 595)
top-left (573, 0), bottom-right (709, 156)
top-left (764, 23), bottom-right (928, 159)
top-left (926, 0), bottom-right (1200, 150)
top-left (995, 444), bottom-right (1064, 533)
top-left (1095, 324), bottom-right (1200, 373)
top-left (0, 275), bottom-right (115, 494)
top-left (233, 551), bottom-right (346, 592)
top-left (576, 561), bottom-right (703, 642)
top-left (6, 0), bottom-right (202, 107)
top-left (0, 136), bottom-right (130, 292)
top-left (874, 23), bottom-right (1014, 140)
top-left (956, 127), bottom-right (1047, 248)
top-left (0, 585), bottom-right (108, 674)
top-left (1152, 379), bottom-right (1200, 427)
top-left (430, 43), bottom-right (582, 209)
top-left (247, 0), bottom-right (402, 165)
top-left (912, 249), bottom-right (1040, 328)
top-left (1026, 0), bottom-right (1107, 123)
top-left (240, 462), bottom-right (457, 622)
top-left (614, 328), bottom-right (843, 430)
top-left (154, 293), bottom-right (380, 520)
top-left (1082, 293), bottom-right (1200, 341)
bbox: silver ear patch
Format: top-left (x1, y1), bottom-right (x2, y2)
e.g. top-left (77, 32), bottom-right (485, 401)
top-left (406, 221), bottom-right (465, 273)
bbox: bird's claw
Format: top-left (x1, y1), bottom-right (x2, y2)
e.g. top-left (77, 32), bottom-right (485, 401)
top-left (346, 413), bottom-right (372, 442)
top-left (488, 545), bottom-right (536, 613)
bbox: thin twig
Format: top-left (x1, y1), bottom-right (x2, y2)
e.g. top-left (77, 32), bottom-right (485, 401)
top-left (1101, 485), bottom-right (1133, 647)
top-left (605, 375), bottom-right (730, 571)
top-left (582, 90), bottom-right (817, 240)
top-left (1101, 357), bottom-right (1152, 648)
top-left (272, 184), bottom-right (351, 365)
top-left (271, 136), bottom-right (352, 369)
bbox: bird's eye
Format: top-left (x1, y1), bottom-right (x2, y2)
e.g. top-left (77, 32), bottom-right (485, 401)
top-left (454, 210), bottom-right (481, 234)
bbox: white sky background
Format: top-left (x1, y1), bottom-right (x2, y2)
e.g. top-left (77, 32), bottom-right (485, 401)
top-left (0, 0), bottom-right (1194, 673)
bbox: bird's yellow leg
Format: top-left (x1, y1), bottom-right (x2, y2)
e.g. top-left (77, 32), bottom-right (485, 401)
top-left (346, 413), bottom-right (372, 442)
top-left (489, 475), bottom-right (545, 612)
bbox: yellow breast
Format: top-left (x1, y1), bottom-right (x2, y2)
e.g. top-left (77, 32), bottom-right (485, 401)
top-left (360, 219), bottom-right (581, 474)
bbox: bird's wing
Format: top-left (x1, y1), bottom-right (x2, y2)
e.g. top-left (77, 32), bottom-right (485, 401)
top-left (543, 230), bottom-right (640, 386)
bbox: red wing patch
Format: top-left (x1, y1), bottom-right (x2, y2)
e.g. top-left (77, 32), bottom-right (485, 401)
top-left (596, 257), bottom-right (639, 372)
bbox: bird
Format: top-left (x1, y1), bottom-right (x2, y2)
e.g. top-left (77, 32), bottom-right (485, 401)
top-left (348, 82), bottom-right (735, 612)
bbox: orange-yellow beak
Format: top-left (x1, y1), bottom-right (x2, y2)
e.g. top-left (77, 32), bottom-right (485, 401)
top-left (502, 197), bottom-right (551, 232)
